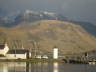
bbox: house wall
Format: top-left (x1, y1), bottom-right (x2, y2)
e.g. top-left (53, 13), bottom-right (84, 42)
top-left (0, 45), bottom-right (9, 55)
top-left (6, 53), bottom-right (27, 59)
top-left (0, 50), bottom-right (5, 55)
top-left (3, 45), bottom-right (9, 55)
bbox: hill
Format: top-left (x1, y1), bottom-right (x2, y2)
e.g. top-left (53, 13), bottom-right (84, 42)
top-left (71, 21), bottom-right (96, 36)
top-left (0, 10), bottom-right (96, 38)
top-left (0, 20), bottom-right (96, 54)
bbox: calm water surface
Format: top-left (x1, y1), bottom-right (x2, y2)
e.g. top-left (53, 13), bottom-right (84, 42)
top-left (0, 62), bottom-right (96, 72)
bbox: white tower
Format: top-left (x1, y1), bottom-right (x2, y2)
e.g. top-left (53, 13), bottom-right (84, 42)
top-left (53, 47), bottom-right (58, 59)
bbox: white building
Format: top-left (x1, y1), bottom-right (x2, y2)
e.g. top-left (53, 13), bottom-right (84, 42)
top-left (35, 55), bottom-right (42, 59)
top-left (42, 55), bottom-right (48, 59)
top-left (6, 49), bottom-right (29, 59)
top-left (53, 47), bottom-right (58, 59)
top-left (0, 43), bottom-right (9, 56)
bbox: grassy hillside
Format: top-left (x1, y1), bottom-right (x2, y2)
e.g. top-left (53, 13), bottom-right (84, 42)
top-left (0, 20), bottom-right (96, 54)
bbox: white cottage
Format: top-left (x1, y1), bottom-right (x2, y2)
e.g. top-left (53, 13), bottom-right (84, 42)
top-left (6, 49), bottom-right (29, 59)
top-left (0, 43), bottom-right (9, 56)
top-left (42, 55), bottom-right (48, 59)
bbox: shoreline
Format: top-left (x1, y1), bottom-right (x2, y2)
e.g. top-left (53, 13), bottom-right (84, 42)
top-left (0, 59), bottom-right (94, 64)
top-left (0, 59), bottom-right (63, 63)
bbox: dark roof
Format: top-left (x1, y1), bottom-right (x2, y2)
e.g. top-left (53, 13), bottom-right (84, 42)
top-left (7, 49), bottom-right (29, 54)
top-left (0, 45), bottom-right (5, 49)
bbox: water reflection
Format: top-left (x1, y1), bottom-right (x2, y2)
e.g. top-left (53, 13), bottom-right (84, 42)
top-left (30, 62), bottom-right (50, 72)
top-left (0, 62), bottom-right (26, 72)
top-left (53, 62), bottom-right (58, 72)
top-left (0, 62), bottom-right (96, 72)
top-left (0, 63), bottom-right (8, 72)
top-left (8, 62), bottom-right (26, 72)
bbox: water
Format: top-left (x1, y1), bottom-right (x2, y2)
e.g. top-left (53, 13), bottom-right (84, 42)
top-left (0, 62), bottom-right (96, 72)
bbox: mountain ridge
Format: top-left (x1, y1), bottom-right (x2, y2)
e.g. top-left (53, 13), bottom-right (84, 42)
top-left (0, 10), bottom-right (96, 37)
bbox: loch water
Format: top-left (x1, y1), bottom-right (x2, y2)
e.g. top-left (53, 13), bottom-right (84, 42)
top-left (0, 62), bottom-right (96, 72)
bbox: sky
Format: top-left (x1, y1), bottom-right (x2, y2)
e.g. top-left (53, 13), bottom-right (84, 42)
top-left (0, 0), bottom-right (96, 24)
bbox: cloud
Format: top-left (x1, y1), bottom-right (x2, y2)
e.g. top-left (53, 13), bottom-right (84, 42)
top-left (0, 0), bottom-right (96, 23)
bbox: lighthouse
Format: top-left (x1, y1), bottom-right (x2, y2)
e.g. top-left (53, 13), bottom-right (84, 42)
top-left (53, 47), bottom-right (58, 59)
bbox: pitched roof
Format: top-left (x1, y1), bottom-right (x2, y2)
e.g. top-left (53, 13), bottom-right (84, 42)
top-left (0, 45), bottom-right (5, 49)
top-left (7, 49), bottom-right (29, 54)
